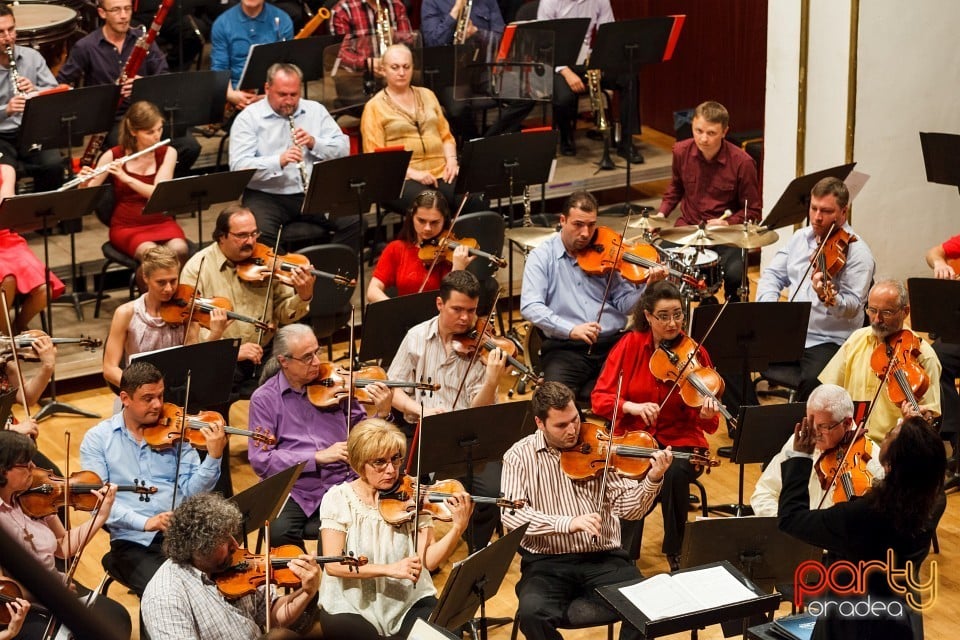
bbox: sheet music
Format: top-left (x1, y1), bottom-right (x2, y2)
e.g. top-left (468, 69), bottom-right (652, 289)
top-left (618, 565), bottom-right (758, 620)
top-left (844, 170), bottom-right (870, 203)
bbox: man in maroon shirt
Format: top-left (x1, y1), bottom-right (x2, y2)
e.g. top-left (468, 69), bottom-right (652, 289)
top-left (656, 101), bottom-right (761, 303)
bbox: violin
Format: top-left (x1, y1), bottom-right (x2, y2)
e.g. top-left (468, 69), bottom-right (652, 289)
top-left (0, 578), bottom-right (47, 625)
top-left (141, 403), bottom-right (277, 451)
top-left (576, 226), bottom-right (705, 289)
top-left (869, 329), bottom-right (930, 413)
top-left (16, 468), bottom-right (157, 519)
top-left (417, 233), bottom-right (507, 269)
top-left (0, 330), bottom-right (101, 359)
top-left (815, 430), bottom-right (874, 504)
top-left (811, 226), bottom-right (857, 307)
top-left (159, 284), bottom-right (274, 331)
top-left (377, 475), bottom-right (524, 526)
top-left (305, 363), bottom-right (440, 408)
top-left (648, 334), bottom-right (736, 425)
top-left (236, 243), bottom-right (356, 288)
top-left (213, 545), bottom-right (367, 600)
top-left (451, 320), bottom-right (542, 388)
top-left (559, 423), bottom-right (719, 481)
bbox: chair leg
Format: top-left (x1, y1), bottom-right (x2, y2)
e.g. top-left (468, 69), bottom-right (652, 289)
top-left (94, 260), bottom-right (112, 318)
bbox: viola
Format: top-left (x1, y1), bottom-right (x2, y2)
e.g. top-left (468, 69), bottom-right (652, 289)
top-left (213, 545), bottom-right (367, 600)
top-left (811, 226), bottom-right (857, 307)
top-left (378, 475), bottom-right (524, 526)
top-left (451, 320), bottom-right (542, 388)
top-left (648, 334), bottom-right (736, 425)
top-left (0, 578), bottom-right (48, 625)
top-left (159, 284), bottom-right (274, 331)
top-left (16, 468), bottom-right (157, 519)
top-left (815, 430), bottom-right (875, 504)
top-left (305, 363), bottom-right (440, 408)
top-left (417, 233), bottom-right (507, 269)
top-left (141, 403), bottom-right (277, 451)
top-left (576, 226), bottom-right (705, 289)
top-left (0, 330), bottom-right (101, 359)
top-left (559, 423), bottom-right (719, 481)
top-left (869, 329), bottom-right (930, 413)
top-left (236, 243), bottom-right (355, 288)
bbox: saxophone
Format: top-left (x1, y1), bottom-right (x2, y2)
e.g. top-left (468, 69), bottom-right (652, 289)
top-left (453, 0), bottom-right (473, 44)
top-left (288, 115), bottom-right (308, 191)
top-left (587, 68), bottom-right (615, 171)
top-left (373, 0), bottom-right (393, 57)
top-left (5, 46), bottom-right (24, 97)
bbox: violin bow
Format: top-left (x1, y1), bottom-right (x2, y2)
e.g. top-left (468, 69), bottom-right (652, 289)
top-left (264, 519), bottom-right (272, 634)
top-left (589, 216), bottom-right (633, 356)
top-left (170, 371), bottom-right (193, 511)
top-left (418, 191), bottom-right (470, 294)
top-left (0, 290), bottom-right (31, 421)
top-left (257, 229), bottom-right (285, 348)
top-left (411, 401), bottom-right (424, 554)
top-left (63, 432), bottom-right (71, 533)
top-left (183, 255), bottom-right (206, 345)
top-left (789, 223), bottom-right (835, 303)
top-left (345, 305), bottom-right (357, 433)
top-left (593, 370), bottom-right (624, 547)
top-left (451, 288), bottom-right (501, 410)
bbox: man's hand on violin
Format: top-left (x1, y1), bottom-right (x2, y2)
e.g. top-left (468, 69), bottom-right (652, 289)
top-left (238, 342), bottom-right (264, 364)
top-left (484, 347), bottom-right (508, 383)
top-left (206, 307), bottom-right (232, 340)
top-left (698, 396), bottom-right (719, 420)
top-left (451, 244), bottom-right (474, 271)
top-left (391, 555), bottom-right (423, 584)
top-left (623, 401), bottom-right (660, 427)
top-left (569, 321), bottom-right (602, 345)
top-left (31, 334), bottom-right (56, 369)
top-left (791, 417), bottom-right (817, 454)
top-left (287, 554), bottom-right (321, 595)
top-left (316, 441), bottom-right (349, 465)
top-left (646, 266), bottom-right (669, 284)
top-left (9, 418), bottom-right (38, 438)
top-left (646, 447), bottom-right (673, 482)
top-left (569, 512), bottom-right (602, 538)
top-left (286, 265), bottom-right (316, 301)
top-left (365, 382), bottom-right (393, 418)
top-left (201, 421), bottom-right (228, 459)
top-left (145, 511), bottom-right (173, 532)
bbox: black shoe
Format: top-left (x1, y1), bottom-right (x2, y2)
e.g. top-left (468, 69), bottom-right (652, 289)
top-left (617, 146), bottom-right (644, 164)
top-left (586, 128), bottom-right (604, 141)
top-left (560, 134), bottom-right (576, 156)
top-left (667, 554), bottom-right (681, 572)
top-left (717, 445), bottom-right (733, 458)
top-left (688, 493), bottom-right (700, 506)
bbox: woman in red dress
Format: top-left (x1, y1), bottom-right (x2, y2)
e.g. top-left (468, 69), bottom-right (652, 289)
top-left (82, 101), bottom-right (188, 275)
top-left (366, 190), bottom-right (474, 302)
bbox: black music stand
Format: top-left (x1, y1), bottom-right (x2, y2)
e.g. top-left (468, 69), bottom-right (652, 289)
top-left (597, 560), bottom-right (781, 639)
top-left (421, 45), bottom-right (456, 95)
top-left (19, 85), bottom-right (119, 319)
top-left (143, 169), bottom-right (255, 244)
top-left (456, 130), bottom-right (556, 225)
top-left (238, 36), bottom-right (343, 92)
top-left (919, 132), bottom-right (960, 195)
top-left (129, 339), bottom-right (240, 409)
top-left (357, 292), bottom-right (438, 367)
top-left (430, 523), bottom-right (529, 640)
top-left (591, 16), bottom-right (685, 213)
top-left (0, 188), bottom-right (108, 420)
top-left (131, 70), bottom-right (230, 138)
top-left (761, 163), bottom-right (857, 230)
top-left (229, 462), bottom-right (304, 540)
top-left (908, 278), bottom-right (960, 344)
top-left (301, 150), bottom-right (410, 318)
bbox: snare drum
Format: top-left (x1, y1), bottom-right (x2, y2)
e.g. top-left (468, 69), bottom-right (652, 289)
top-left (667, 247), bottom-right (723, 294)
top-left (11, 4), bottom-right (80, 74)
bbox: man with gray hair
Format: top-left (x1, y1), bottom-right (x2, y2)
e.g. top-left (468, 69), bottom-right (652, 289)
top-left (750, 384), bottom-right (884, 516)
top-left (248, 323), bottom-right (392, 550)
top-left (142, 492), bottom-right (321, 639)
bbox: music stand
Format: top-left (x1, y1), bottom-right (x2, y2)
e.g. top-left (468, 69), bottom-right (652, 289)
top-left (301, 150), bottom-right (411, 318)
top-left (129, 339), bottom-right (241, 409)
top-left (229, 462), bottom-right (304, 540)
top-left (410, 619), bottom-right (461, 640)
top-left (238, 36), bottom-right (343, 92)
top-left (430, 523), bottom-right (529, 640)
top-left (421, 45), bottom-right (456, 95)
top-left (456, 130), bottom-right (557, 225)
top-left (0, 188), bottom-right (108, 420)
top-left (760, 163), bottom-right (857, 230)
top-left (919, 132), bottom-right (960, 195)
top-left (357, 292), bottom-right (438, 367)
top-left (143, 169), bottom-right (255, 244)
top-left (590, 16), bottom-right (686, 213)
top-left (19, 85), bottom-right (119, 319)
top-left (131, 70), bottom-right (230, 139)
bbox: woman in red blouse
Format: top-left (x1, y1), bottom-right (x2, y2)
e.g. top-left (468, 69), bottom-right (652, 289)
top-left (366, 190), bottom-right (474, 302)
top-left (591, 280), bottom-right (720, 570)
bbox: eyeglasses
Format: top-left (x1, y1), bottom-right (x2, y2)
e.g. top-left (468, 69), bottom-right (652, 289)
top-left (652, 310), bottom-right (685, 324)
top-left (102, 5), bottom-right (133, 13)
top-left (814, 420), bottom-right (845, 433)
top-left (368, 453), bottom-right (403, 471)
top-left (865, 306), bottom-right (902, 320)
top-left (285, 349), bottom-right (321, 365)
top-left (229, 230), bottom-right (261, 241)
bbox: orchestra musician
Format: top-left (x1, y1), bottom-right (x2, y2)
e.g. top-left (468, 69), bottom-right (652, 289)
top-left (179, 205), bottom-right (315, 399)
top-left (0, 431), bottom-right (132, 640)
top-left (925, 234), bottom-right (960, 442)
top-left (756, 176), bottom-right (876, 400)
top-left (591, 281), bottom-right (719, 570)
top-left (317, 418), bottom-right (473, 639)
top-left (366, 189), bottom-right (474, 303)
top-left (520, 190), bottom-right (665, 402)
top-left (79, 361), bottom-right (226, 596)
top-left (501, 381), bottom-right (671, 640)
top-left (248, 323), bottom-right (392, 550)
top-left (750, 384), bottom-right (883, 517)
top-left (818, 279), bottom-right (941, 444)
top-left (141, 492), bottom-right (321, 640)
top-left (329, 0), bottom-right (414, 73)
top-left (0, 5), bottom-right (65, 192)
top-left (779, 415), bottom-right (944, 639)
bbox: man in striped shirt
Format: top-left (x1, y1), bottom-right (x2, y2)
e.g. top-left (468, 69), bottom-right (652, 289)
top-left (501, 381), bottom-right (672, 640)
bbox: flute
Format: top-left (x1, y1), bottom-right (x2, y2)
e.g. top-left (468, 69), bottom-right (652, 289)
top-left (58, 138), bottom-right (171, 191)
top-left (288, 116), bottom-right (308, 190)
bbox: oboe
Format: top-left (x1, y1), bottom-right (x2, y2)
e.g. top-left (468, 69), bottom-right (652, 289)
top-left (5, 46), bottom-right (25, 97)
top-left (288, 115), bottom-right (308, 190)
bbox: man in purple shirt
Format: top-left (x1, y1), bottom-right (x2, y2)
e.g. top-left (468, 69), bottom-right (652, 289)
top-left (248, 323), bottom-right (393, 550)
top-left (656, 101), bottom-right (761, 303)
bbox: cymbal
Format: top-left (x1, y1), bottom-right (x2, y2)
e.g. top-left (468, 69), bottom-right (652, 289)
top-left (657, 225), bottom-right (737, 247)
top-left (718, 224), bottom-right (780, 249)
top-left (505, 226), bottom-right (556, 250)
top-left (627, 215), bottom-right (671, 231)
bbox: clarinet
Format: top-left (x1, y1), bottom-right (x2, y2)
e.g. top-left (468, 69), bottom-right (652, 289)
top-left (5, 46), bottom-right (25, 97)
top-left (288, 115), bottom-right (308, 191)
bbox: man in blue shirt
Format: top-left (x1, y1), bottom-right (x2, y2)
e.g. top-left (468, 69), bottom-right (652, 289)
top-left (79, 361), bottom-right (226, 596)
top-left (520, 190), bottom-right (666, 401)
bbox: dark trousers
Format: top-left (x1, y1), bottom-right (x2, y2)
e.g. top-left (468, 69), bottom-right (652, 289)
top-left (242, 188), bottom-right (361, 251)
top-left (108, 533), bottom-right (166, 596)
top-left (17, 582), bottom-right (132, 640)
top-left (317, 595), bottom-right (437, 640)
top-left (762, 342), bottom-right (841, 404)
top-left (713, 244), bottom-right (745, 302)
top-left (0, 133), bottom-right (64, 192)
top-left (621, 452), bottom-right (699, 557)
top-left (271, 497), bottom-right (319, 551)
top-left (934, 338), bottom-right (960, 436)
top-left (516, 549), bottom-right (641, 640)
top-left (553, 65), bottom-right (639, 150)
top-left (462, 460), bottom-right (502, 551)
top-left (540, 334), bottom-right (621, 404)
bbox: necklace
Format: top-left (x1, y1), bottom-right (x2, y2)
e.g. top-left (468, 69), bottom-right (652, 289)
top-left (382, 87), bottom-right (426, 153)
top-left (3, 499), bottom-right (39, 553)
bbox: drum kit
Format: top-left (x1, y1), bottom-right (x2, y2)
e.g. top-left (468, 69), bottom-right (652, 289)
top-left (9, 0), bottom-right (96, 75)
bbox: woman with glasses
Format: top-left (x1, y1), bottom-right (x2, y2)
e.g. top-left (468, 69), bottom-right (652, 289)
top-left (0, 431), bottom-right (132, 640)
top-left (317, 418), bottom-right (473, 639)
top-left (590, 280), bottom-right (721, 571)
top-left (366, 190), bottom-right (474, 302)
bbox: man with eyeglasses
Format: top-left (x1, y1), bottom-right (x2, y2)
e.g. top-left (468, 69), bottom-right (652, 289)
top-left (249, 323), bottom-right (393, 549)
top-left (750, 384), bottom-right (884, 516)
top-left (756, 176), bottom-right (876, 401)
top-left (180, 204), bottom-right (316, 399)
top-left (818, 279), bottom-right (941, 444)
